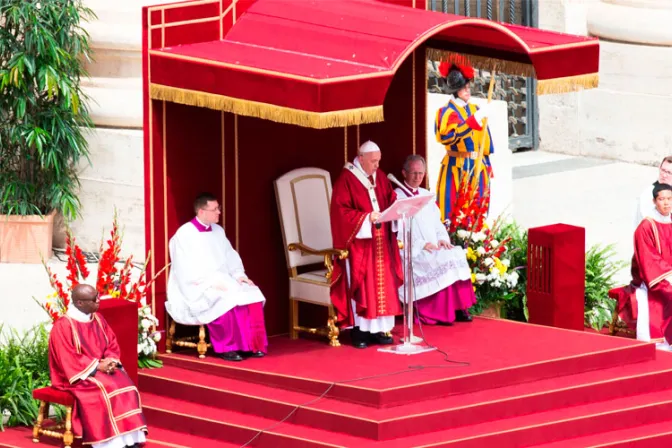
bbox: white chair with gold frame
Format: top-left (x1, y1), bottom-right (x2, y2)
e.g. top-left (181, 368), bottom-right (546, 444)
top-left (274, 167), bottom-right (348, 347)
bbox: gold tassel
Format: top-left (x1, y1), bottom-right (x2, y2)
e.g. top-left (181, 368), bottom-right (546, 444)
top-left (150, 84), bottom-right (385, 129)
top-left (536, 73), bottom-right (600, 95)
top-left (426, 48), bottom-right (536, 78)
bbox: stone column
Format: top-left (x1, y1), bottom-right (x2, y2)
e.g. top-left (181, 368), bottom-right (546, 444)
top-left (69, 0), bottom-right (173, 256)
top-left (538, 0), bottom-right (672, 165)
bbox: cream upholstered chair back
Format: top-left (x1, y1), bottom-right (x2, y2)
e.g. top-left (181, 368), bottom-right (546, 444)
top-left (275, 167), bottom-right (333, 269)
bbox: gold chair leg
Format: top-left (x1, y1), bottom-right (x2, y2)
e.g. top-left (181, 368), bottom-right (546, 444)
top-left (197, 325), bottom-right (208, 359)
top-left (289, 299), bottom-right (299, 340)
top-left (166, 319), bottom-right (176, 353)
top-left (609, 306), bottom-right (619, 336)
top-left (63, 405), bottom-right (74, 447)
top-left (327, 305), bottom-right (340, 347)
top-left (32, 400), bottom-right (47, 442)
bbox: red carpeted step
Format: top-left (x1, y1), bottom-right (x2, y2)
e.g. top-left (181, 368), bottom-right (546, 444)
top-left (141, 387), bottom-right (672, 447)
top-left (140, 356), bottom-right (672, 440)
top-left (373, 388), bottom-right (672, 447)
top-left (146, 426), bottom-right (241, 447)
top-left (161, 338), bottom-right (654, 407)
top-left (141, 392), bottom-right (373, 448)
top-left (531, 420), bottom-right (672, 447)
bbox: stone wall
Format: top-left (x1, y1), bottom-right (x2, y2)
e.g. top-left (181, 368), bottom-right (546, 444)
top-left (537, 0), bottom-right (672, 166)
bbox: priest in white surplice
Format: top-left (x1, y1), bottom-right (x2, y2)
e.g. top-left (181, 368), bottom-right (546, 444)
top-left (634, 156), bottom-right (672, 228)
top-left (167, 193), bottom-right (268, 362)
top-left (395, 155), bottom-right (476, 324)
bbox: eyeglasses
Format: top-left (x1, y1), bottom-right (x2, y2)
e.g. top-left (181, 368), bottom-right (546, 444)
top-left (202, 206), bottom-right (221, 212)
top-left (661, 168), bottom-right (672, 176)
top-left (408, 171), bottom-right (425, 176)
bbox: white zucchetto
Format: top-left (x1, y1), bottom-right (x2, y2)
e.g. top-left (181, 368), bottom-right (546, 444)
top-left (359, 140), bottom-right (381, 154)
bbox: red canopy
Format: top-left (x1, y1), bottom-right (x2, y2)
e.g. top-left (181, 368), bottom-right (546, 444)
top-left (147, 0), bottom-right (599, 128)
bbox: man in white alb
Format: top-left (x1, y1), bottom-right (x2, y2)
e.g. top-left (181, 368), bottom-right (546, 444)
top-left (634, 156), bottom-right (672, 228)
top-left (167, 193), bottom-right (268, 362)
top-left (395, 155), bottom-right (476, 324)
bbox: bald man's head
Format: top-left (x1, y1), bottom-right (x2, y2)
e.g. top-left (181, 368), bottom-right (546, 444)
top-left (71, 284), bottom-right (100, 314)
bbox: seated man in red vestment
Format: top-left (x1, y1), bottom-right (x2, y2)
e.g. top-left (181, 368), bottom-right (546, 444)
top-left (49, 284), bottom-right (147, 448)
top-left (330, 141), bottom-right (403, 349)
top-left (167, 193), bottom-right (268, 362)
top-left (631, 183), bottom-right (672, 351)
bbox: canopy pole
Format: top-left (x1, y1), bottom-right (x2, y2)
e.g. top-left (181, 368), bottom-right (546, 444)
top-left (470, 70), bottom-right (496, 200)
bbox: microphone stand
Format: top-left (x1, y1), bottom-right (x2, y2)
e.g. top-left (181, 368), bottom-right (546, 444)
top-left (387, 174), bottom-right (423, 345)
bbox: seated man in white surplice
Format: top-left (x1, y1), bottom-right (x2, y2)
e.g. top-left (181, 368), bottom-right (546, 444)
top-left (395, 155), bottom-right (477, 324)
top-left (167, 192), bottom-right (268, 362)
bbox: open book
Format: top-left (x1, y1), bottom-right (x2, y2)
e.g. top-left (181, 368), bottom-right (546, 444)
top-left (374, 193), bottom-right (435, 224)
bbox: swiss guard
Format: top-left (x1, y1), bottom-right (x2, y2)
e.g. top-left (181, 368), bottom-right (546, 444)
top-left (434, 62), bottom-right (494, 222)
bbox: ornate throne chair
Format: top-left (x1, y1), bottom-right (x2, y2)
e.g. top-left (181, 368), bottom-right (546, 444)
top-left (274, 167), bottom-right (348, 346)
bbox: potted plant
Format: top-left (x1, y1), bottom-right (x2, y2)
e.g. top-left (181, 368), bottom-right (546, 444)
top-left (0, 0), bottom-right (94, 263)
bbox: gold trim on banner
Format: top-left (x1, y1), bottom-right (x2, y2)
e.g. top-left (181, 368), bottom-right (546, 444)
top-left (344, 127), bottom-right (348, 163)
top-left (147, 13), bottom-right (156, 317)
top-left (147, 0), bottom-right (218, 13)
top-left (234, 114), bottom-right (239, 250)
top-left (221, 112), bottom-right (226, 226)
top-left (426, 47), bottom-right (536, 78)
top-left (536, 73), bottom-right (600, 95)
top-left (425, 48), bottom-right (600, 94)
top-left (150, 84), bottom-right (384, 129)
top-left (412, 52), bottom-right (416, 155)
top-left (162, 101), bottom-right (169, 279)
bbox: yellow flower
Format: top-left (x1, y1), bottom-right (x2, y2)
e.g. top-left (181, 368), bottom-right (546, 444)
top-left (494, 257), bottom-right (507, 275)
top-left (466, 247), bottom-right (477, 262)
top-left (110, 290), bottom-right (120, 298)
top-left (471, 273), bottom-right (476, 284)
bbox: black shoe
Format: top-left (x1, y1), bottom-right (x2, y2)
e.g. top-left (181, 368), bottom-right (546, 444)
top-left (455, 310), bottom-right (473, 322)
top-left (369, 332), bottom-right (394, 345)
top-left (351, 326), bottom-right (368, 349)
top-left (218, 351), bottom-right (243, 362)
top-left (241, 351), bottom-right (265, 358)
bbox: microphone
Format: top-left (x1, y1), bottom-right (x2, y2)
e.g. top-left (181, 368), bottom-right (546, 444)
top-left (387, 173), bottom-right (413, 197)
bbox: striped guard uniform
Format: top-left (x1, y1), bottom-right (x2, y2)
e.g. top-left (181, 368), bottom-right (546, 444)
top-left (434, 97), bottom-right (494, 221)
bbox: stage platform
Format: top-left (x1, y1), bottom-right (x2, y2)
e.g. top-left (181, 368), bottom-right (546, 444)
top-left (4, 318), bottom-right (672, 447)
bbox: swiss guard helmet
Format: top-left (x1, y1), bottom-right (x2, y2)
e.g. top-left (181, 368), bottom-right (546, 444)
top-left (439, 62), bottom-right (475, 94)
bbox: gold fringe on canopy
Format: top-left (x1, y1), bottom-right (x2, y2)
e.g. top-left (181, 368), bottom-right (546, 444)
top-left (536, 73), bottom-right (599, 95)
top-left (426, 48), bottom-right (600, 94)
top-left (150, 84), bottom-right (385, 129)
top-left (426, 48), bottom-right (536, 78)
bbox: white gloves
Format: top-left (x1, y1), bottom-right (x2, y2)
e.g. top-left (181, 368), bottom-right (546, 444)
top-left (474, 103), bottom-right (492, 125)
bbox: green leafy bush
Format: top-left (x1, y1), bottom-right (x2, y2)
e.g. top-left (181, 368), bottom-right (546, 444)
top-left (584, 244), bottom-right (627, 331)
top-left (0, 323), bottom-right (63, 430)
top-left (495, 220), bottom-right (528, 322)
top-left (0, 0), bottom-right (95, 219)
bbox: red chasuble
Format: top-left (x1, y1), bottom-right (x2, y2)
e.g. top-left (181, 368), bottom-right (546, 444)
top-left (49, 314), bottom-right (147, 444)
top-left (330, 167), bottom-right (403, 326)
top-left (632, 217), bottom-right (672, 343)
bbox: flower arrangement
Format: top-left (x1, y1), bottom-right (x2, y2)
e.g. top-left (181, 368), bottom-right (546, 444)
top-left (35, 212), bottom-right (166, 369)
top-left (447, 173), bottom-right (523, 316)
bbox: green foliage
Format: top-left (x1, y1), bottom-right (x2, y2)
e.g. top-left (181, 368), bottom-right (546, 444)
top-left (495, 220), bottom-right (529, 321)
top-left (0, 323), bottom-right (64, 430)
top-left (0, 0), bottom-right (95, 220)
top-left (138, 357), bottom-right (163, 370)
top-left (584, 244), bottom-right (627, 331)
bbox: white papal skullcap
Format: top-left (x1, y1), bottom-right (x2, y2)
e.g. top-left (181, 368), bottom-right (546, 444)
top-left (359, 140), bottom-right (381, 154)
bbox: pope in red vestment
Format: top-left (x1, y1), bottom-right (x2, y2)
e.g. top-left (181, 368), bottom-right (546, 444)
top-left (330, 141), bottom-right (403, 348)
top-left (631, 183), bottom-right (672, 349)
top-left (49, 285), bottom-right (147, 447)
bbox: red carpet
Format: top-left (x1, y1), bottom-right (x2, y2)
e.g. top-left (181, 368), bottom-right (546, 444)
top-left (5, 318), bottom-right (672, 447)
